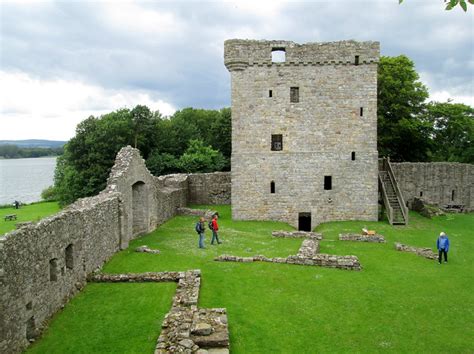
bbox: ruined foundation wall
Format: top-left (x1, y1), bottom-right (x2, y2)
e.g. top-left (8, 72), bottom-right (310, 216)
top-left (0, 192), bottom-right (121, 353)
top-left (391, 162), bottom-right (474, 211)
top-left (187, 172), bottom-right (231, 205)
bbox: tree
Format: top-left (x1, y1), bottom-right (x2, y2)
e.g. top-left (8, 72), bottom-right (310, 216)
top-left (377, 55), bottom-right (431, 161)
top-left (54, 107), bottom-right (161, 205)
top-left (399, 0), bottom-right (474, 12)
top-left (146, 152), bottom-right (180, 176)
top-left (178, 140), bottom-right (226, 173)
top-left (425, 102), bottom-right (474, 163)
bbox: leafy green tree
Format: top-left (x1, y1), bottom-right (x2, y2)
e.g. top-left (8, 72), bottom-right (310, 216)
top-left (146, 151), bottom-right (180, 176)
top-left (399, 0), bottom-right (474, 12)
top-left (209, 108), bottom-right (231, 169)
top-left (425, 102), bottom-right (474, 163)
top-left (178, 139), bottom-right (226, 173)
top-left (41, 185), bottom-right (58, 201)
top-left (54, 107), bottom-right (161, 205)
top-left (377, 55), bottom-right (431, 161)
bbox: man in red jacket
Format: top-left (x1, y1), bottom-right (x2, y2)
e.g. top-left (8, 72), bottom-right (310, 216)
top-left (211, 213), bottom-right (222, 245)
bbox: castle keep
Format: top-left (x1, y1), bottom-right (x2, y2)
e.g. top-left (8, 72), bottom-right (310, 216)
top-left (225, 39), bottom-right (380, 229)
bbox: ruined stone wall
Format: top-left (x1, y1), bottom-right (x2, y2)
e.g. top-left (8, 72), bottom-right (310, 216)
top-left (187, 172), bottom-right (231, 205)
top-left (0, 146), bottom-right (189, 353)
top-left (225, 39), bottom-right (379, 228)
top-left (391, 162), bottom-right (474, 211)
top-left (0, 192), bottom-right (121, 353)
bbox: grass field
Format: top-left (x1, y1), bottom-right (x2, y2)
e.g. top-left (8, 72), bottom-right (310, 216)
top-left (0, 202), bottom-right (60, 235)
top-left (28, 205), bottom-right (473, 353)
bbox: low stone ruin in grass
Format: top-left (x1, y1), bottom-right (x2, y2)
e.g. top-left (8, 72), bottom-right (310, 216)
top-left (135, 245), bottom-right (161, 254)
top-left (215, 231), bottom-right (361, 271)
top-left (394, 242), bottom-right (437, 260)
top-left (339, 233), bottom-right (386, 243)
top-left (89, 270), bottom-right (230, 353)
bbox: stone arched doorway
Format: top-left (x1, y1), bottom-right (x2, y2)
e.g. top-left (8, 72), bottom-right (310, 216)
top-left (132, 181), bottom-right (148, 236)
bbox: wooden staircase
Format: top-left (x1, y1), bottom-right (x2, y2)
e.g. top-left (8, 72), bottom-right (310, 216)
top-left (379, 158), bottom-right (408, 225)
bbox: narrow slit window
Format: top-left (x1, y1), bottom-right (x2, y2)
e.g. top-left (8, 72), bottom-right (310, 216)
top-left (271, 48), bottom-right (286, 63)
top-left (49, 258), bottom-right (58, 281)
top-left (271, 134), bottom-right (283, 151)
top-left (355, 55), bottom-right (360, 66)
top-left (351, 152), bottom-right (356, 161)
top-left (324, 176), bottom-right (332, 190)
top-left (270, 181), bottom-right (275, 194)
top-left (451, 190), bottom-right (455, 201)
top-left (290, 87), bottom-right (299, 103)
top-left (65, 244), bottom-right (74, 270)
top-left (360, 107), bottom-right (363, 116)
top-left (420, 191), bottom-right (423, 197)
top-left (26, 316), bottom-right (36, 341)
top-left (269, 90), bottom-right (273, 98)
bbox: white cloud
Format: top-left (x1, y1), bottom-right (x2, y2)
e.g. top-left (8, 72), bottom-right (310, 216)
top-left (0, 71), bottom-right (176, 140)
top-left (429, 90), bottom-right (474, 106)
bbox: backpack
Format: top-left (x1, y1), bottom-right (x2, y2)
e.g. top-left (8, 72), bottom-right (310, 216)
top-left (208, 220), bottom-right (214, 231)
top-left (195, 222), bottom-right (201, 233)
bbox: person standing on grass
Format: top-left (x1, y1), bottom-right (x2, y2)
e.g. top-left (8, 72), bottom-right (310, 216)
top-left (195, 217), bottom-right (206, 249)
top-left (436, 231), bottom-right (450, 264)
top-left (210, 213), bottom-right (222, 245)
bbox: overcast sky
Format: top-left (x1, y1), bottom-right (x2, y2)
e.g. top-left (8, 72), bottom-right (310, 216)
top-left (1, 0), bottom-right (473, 141)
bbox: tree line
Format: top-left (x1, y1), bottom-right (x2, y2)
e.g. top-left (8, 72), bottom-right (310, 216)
top-left (0, 145), bottom-right (64, 159)
top-left (50, 55), bottom-right (473, 206)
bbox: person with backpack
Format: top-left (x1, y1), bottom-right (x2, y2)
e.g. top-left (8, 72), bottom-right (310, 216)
top-left (210, 213), bottom-right (222, 245)
top-left (195, 217), bottom-right (206, 249)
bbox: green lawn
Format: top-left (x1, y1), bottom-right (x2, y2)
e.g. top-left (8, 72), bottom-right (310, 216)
top-left (28, 206), bottom-right (474, 353)
top-left (0, 202), bottom-right (60, 235)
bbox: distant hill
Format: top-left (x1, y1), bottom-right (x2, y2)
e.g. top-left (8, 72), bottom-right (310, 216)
top-left (0, 140), bottom-right (67, 148)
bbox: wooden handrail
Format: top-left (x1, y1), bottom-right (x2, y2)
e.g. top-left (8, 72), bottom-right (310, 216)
top-left (378, 173), bottom-right (394, 224)
top-left (385, 158), bottom-right (409, 224)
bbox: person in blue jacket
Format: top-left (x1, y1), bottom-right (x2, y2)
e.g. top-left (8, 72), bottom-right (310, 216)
top-left (436, 232), bottom-right (450, 264)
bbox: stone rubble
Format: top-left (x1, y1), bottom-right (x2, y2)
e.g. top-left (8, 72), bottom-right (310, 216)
top-left (135, 245), bottom-right (161, 254)
top-left (272, 231), bottom-right (323, 240)
top-left (89, 270), bottom-right (230, 353)
top-left (339, 233), bottom-right (386, 243)
top-left (215, 254), bottom-right (361, 271)
top-left (394, 243), bottom-right (437, 260)
top-left (297, 239), bottom-right (320, 257)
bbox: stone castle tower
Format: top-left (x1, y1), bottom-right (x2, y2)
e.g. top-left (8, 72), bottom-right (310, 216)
top-left (224, 39), bottom-right (380, 229)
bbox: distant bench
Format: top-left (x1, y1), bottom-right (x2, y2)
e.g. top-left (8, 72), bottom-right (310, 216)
top-left (443, 204), bottom-right (465, 212)
top-left (4, 214), bottom-right (17, 221)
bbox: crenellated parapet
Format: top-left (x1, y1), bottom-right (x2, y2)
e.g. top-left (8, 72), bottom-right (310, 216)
top-left (224, 39), bottom-right (379, 71)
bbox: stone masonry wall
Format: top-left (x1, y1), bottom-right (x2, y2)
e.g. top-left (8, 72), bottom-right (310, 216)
top-left (225, 39), bottom-right (379, 228)
top-left (391, 162), bottom-right (474, 211)
top-left (187, 172), bottom-right (231, 205)
top-left (0, 192), bottom-right (121, 353)
top-left (0, 146), bottom-right (190, 353)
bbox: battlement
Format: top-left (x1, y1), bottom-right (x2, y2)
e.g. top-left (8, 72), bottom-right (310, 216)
top-left (224, 39), bottom-right (380, 71)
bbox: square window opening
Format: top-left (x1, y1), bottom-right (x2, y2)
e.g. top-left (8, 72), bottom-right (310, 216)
top-left (290, 87), bottom-right (299, 103)
top-left (271, 134), bottom-right (283, 151)
top-left (271, 48), bottom-right (286, 63)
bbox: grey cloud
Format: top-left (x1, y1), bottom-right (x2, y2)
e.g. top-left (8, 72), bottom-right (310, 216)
top-left (1, 0), bottom-right (472, 112)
